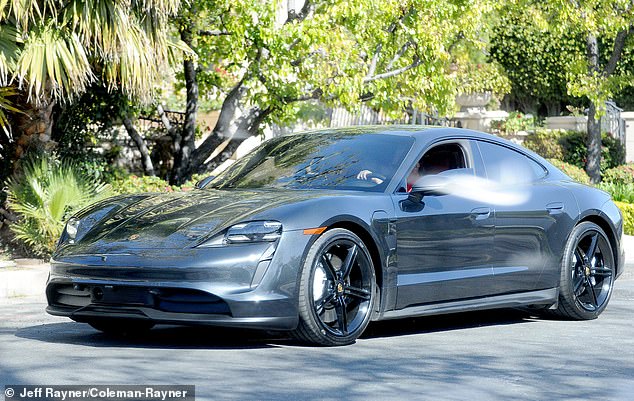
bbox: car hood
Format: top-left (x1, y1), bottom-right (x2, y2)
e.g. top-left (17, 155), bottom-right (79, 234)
top-left (58, 188), bottom-right (324, 253)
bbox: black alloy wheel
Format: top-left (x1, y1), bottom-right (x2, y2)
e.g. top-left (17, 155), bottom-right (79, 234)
top-left (554, 222), bottom-right (615, 320)
top-left (294, 228), bottom-right (376, 346)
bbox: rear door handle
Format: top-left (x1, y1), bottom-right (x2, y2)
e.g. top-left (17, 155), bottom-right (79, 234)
top-left (470, 207), bottom-right (491, 220)
top-left (546, 202), bottom-right (564, 214)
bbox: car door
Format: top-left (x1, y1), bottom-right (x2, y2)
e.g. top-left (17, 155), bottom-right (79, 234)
top-left (392, 140), bottom-right (497, 309)
top-left (475, 140), bottom-right (577, 293)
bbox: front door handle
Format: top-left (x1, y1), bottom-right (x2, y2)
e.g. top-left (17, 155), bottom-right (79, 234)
top-left (470, 207), bottom-right (491, 220)
top-left (546, 202), bottom-right (564, 214)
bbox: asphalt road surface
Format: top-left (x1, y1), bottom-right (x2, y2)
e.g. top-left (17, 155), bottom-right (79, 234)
top-left (1, 280), bottom-right (634, 401)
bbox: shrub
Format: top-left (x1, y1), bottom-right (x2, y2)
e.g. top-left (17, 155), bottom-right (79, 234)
top-left (603, 163), bottom-right (634, 185)
top-left (110, 175), bottom-right (179, 195)
top-left (523, 129), bottom-right (625, 172)
top-left (615, 201), bottom-right (634, 235)
top-left (547, 159), bottom-right (591, 184)
top-left (523, 128), bottom-right (566, 160)
top-left (596, 182), bottom-right (634, 203)
top-left (6, 156), bottom-right (111, 257)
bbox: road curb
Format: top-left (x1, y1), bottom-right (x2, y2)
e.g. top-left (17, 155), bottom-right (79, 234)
top-left (0, 261), bottom-right (49, 300)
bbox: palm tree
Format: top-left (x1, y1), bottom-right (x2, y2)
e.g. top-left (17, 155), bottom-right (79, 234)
top-left (0, 0), bottom-right (187, 174)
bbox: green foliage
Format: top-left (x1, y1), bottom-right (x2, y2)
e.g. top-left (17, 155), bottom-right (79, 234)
top-left (603, 163), bottom-right (634, 185)
top-left (524, 129), bottom-right (624, 171)
top-left (453, 62), bottom-right (511, 97)
top-left (596, 182), bottom-right (634, 203)
top-left (110, 175), bottom-right (179, 195)
top-left (0, 86), bottom-right (23, 136)
top-left (6, 155), bottom-right (111, 257)
top-left (546, 158), bottom-right (590, 184)
top-left (53, 86), bottom-right (136, 182)
top-left (490, 5), bottom-right (584, 114)
top-left (491, 111), bottom-right (534, 134)
top-left (523, 129), bottom-right (566, 160)
top-left (186, 0), bottom-right (501, 122)
top-left (0, 0), bottom-right (187, 104)
top-left (615, 201), bottom-right (634, 235)
top-left (534, 1), bottom-right (634, 117)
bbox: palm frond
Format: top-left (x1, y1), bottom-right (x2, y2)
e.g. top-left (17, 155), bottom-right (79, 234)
top-left (6, 154), bottom-right (112, 257)
top-left (64, 0), bottom-right (130, 59)
top-left (0, 86), bottom-right (23, 138)
top-left (103, 23), bottom-right (160, 101)
top-left (0, 24), bottom-right (21, 85)
top-left (131, 0), bottom-right (181, 18)
top-left (14, 24), bottom-right (94, 103)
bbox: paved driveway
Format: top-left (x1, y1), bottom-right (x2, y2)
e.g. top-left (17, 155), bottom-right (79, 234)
top-left (1, 279), bottom-right (633, 401)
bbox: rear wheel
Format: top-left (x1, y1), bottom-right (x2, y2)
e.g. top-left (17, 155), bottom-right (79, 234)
top-left (86, 318), bottom-right (155, 336)
top-left (293, 228), bottom-right (376, 346)
top-left (553, 222), bottom-right (615, 320)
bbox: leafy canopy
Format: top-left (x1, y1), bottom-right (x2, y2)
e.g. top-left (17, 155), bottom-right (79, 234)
top-left (0, 0), bottom-right (188, 104)
top-left (185, 0), bottom-right (505, 121)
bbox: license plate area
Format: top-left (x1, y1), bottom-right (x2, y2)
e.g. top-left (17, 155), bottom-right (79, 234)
top-left (91, 285), bottom-right (154, 306)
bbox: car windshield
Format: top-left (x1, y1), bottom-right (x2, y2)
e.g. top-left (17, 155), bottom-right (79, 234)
top-left (208, 131), bottom-right (414, 192)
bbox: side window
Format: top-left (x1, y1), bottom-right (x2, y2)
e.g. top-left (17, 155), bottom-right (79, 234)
top-left (420, 143), bottom-right (467, 175)
top-left (477, 141), bottom-right (546, 184)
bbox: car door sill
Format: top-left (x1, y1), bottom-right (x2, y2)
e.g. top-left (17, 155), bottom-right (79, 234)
top-left (380, 288), bottom-right (558, 320)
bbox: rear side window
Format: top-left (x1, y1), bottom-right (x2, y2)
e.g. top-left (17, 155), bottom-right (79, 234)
top-left (477, 141), bottom-right (546, 184)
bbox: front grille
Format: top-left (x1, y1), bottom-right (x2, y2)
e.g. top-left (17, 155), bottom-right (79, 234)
top-left (47, 284), bottom-right (231, 315)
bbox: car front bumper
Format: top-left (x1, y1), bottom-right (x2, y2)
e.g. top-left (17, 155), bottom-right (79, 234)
top-left (46, 232), bottom-right (311, 330)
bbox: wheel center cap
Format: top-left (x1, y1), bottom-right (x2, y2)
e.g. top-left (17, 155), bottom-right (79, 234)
top-left (337, 283), bottom-right (344, 294)
top-left (585, 266), bottom-right (591, 276)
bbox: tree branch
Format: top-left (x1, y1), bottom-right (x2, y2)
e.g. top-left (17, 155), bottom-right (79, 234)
top-left (605, 26), bottom-right (634, 77)
top-left (286, 0), bottom-right (314, 24)
top-left (363, 56), bottom-right (422, 83)
top-left (366, 44), bottom-right (382, 80)
top-left (386, 41), bottom-right (412, 71)
top-left (198, 30), bottom-right (231, 36)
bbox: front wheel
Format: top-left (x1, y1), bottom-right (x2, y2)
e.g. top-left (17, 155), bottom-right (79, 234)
top-left (293, 228), bottom-right (376, 346)
top-left (553, 222), bottom-right (615, 320)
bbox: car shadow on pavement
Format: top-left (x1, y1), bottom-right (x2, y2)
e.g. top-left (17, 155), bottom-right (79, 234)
top-left (361, 308), bottom-right (538, 340)
top-left (15, 308), bottom-right (539, 349)
top-left (15, 322), bottom-right (294, 349)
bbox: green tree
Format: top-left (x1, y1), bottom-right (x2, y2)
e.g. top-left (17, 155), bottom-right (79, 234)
top-left (509, 0), bottom-right (634, 183)
top-left (490, 6), bottom-right (585, 116)
top-left (169, 0), bottom-right (504, 183)
top-left (0, 0), bottom-right (187, 182)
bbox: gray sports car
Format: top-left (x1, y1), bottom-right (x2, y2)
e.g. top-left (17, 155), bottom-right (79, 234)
top-left (46, 126), bottom-right (625, 346)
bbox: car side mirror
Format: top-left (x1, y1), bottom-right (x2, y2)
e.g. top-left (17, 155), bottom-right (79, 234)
top-left (195, 175), bottom-right (215, 189)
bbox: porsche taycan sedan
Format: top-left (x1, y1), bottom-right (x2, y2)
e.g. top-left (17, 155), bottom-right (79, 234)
top-left (46, 126), bottom-right (625, 346)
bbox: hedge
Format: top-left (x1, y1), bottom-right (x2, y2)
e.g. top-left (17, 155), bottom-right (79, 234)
top-left (615, 201), bottom-right (634, 236)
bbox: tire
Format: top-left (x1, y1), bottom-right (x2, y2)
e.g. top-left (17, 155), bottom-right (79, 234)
top-left (86, 318), bottom-right (155, 336)
top-left (293, 228), bottom-right (377, 346)
top-left (552, 221), bottom-right (615, 320)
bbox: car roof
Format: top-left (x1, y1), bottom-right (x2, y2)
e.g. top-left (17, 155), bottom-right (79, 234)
top-left (286, 124), bottom-right (497, 141)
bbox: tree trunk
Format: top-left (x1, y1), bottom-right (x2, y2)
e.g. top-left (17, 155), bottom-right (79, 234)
top-left (194, 106), bottom-right (273, 175)
top-left (586, 102), bottom-right (601, 183)
top-left (9, 96), bottom-right (56, 169)
top-left (122, 116), bottom-right (155, 176)
top-left (187, 77), bottom-right (249, 176)
top-left (585, 33), bottom-right (601, 184)
top-left (171, 24), bottom-right (199, 185)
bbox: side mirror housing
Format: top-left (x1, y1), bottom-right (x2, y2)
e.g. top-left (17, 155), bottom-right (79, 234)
top-left (195, 176), bottom-right (215, 189)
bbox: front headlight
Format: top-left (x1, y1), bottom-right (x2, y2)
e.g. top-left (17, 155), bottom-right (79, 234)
top-left (226, 221), bottom-right (282, 243)
top-left (199, 220), bottom-right (282, 246)
top-left (66, 217), bottom-right (80, 240)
